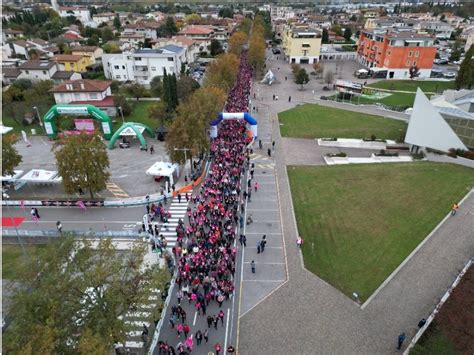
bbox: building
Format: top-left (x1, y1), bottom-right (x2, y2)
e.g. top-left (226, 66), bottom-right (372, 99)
top-left (58, 6), bottom-right (92, 24)
top-left (153, 36), bottom-right (200, 64)
top-left (357, 30), bottom-right (436, 79)
top-left (2, 29), bottom-right (24, 41)
top-left (119, 32), bottom-right (146, 48)
top-left (102, 45), bottom-right (186, 85)
top-left (71, 46), bottom-right (103, 64)
top-left (282, 25), bottom-right (322, 64)
top-left (405, 89), bottom-right (474, 153)
top-left (49, 79), bottom-right (116, 116)
top-left (462, 28), bottom-right (474, 52)
top-left (420, 21), bottom-right (454, 39)
top-left (53, 54), bottom-right (92, 72)
top-left (179, 25), bottom-right (214, 42)
top-left (2, 67), bottom-right (21, 85)
top-left (14, 60), bottom-right (82, 83)
top-left (270, 6), bottom-right (295, 20)
top-left (122, 20), bottom-right (161, 40)
top-left (93, 12), bottom-right (117, 26)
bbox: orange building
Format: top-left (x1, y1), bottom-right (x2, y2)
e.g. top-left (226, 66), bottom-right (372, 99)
top-left (357, 30), bottom-right (436, 79)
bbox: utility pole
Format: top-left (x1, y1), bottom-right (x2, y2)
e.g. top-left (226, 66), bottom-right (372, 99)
top-left (174, 147), bottom-right (192, 179)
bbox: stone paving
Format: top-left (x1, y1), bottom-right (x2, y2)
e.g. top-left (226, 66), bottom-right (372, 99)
top-left (237, 51), bottom-right (474, 354)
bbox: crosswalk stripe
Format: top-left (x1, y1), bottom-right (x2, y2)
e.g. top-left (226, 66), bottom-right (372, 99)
top-left (127, 330), bottom-right (142, 337)
top-left (125, 311), bottom-right (152, 318)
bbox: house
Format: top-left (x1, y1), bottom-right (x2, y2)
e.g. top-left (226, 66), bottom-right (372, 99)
top-left (145, 11), bottom-right (165, 22)
top-left (123, 20), bottom-right (161, 40)
top-left (49, 79), bottom-right (116, 116)
top-left (152, 36), bottom-right (199, 63)
top-left (93, 12), bottom-right (117, 26)
top-left (9, 40), bottom-right (35, 59)
top-left (71, 46), bottom-right (103, 64)
top-left (270, 6), bottom-right (295, 20)
top-left (119, 32), bottom-right (146, 48)
top-left (53, 54), bottom-right (92, 72)
top-left (58, 6), bottom-right (92, 24)
top-left (421, 21), bottom-right (454, 39)
top-left (62, 30), bottom-right (84, 42)
top-left (282, 25), bottom-right (322, 64)
top-left (2, 67), bottom-right (21, 85)
top-left (2, 29), bottom-right (24, 41)
top-left (18, 60), bottom-right (58, 81)
top-left (357, 30), bottom-right (436, 79)
top-left (102, 46), bottom-right (186, 85)
top-left (179, 25), bottom-right (214, 42)
top-left (463, 29), bottom-right (474, 52)
top-left (405, 89), bottom-right (474, 153)
top-left (104, 40), bottom-right (131, 52)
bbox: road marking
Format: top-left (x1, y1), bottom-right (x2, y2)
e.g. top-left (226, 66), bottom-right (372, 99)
top-left (224, 307), bottom-right (230, 352)
top-left (242, 279), bottom-right (286, 282)
top-left (193, 311), bottom-right (198, 326)
top-left (246, 232), bottom-right (282, 235)
top-left (106, 182), bottom-right (129, 198)
top-left (22, 220), bottom-right (139, 224)
top-left (243, 262), bottom-right (285, 265)
top-left (247, 209), bottom-right (278, 212)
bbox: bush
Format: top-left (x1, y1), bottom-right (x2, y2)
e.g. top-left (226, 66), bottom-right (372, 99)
top-left (376, 150), bottom-right (399, 157)
top-left (371, 134), bottom-right (376, 141)
top-left (447, 148), bottom-right (458, 158)
top-left (411, 151), bottom-right (425, 160)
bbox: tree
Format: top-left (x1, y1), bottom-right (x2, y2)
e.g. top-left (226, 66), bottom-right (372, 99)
top-left (218, 7), bottom-right (234, 19)
top-left (343, 27), bottom-right (352, 42)
top-left (101, 26), bottom-right (114, 42)
top-left (54, 132), bottom-right (110, 198)
top-left (209, 39), bottom-right (223, 56)
top-left (331, 25), bottom-right (343, 36)
top-left (102, 42), bottom-right (121, 53)
top-left (291, 63), bottom-right (301, 78)
top-left (3, 235), bottom-right (169, 354)
top-left (113, 94), bottom-right (132, 116)
top-left (161, 70), bottom-right (178, 112)
top-left (2, 134), bottom-right (22, 177)
top-left (295, 68), bottom-right (310, 90)
top-left (125, 82), bottom-right (148, 101)
top-left (322, 28), bottom-right (329, 44)
top-left (455, 45), bottom-right (474, 89)
top-left (228, 31), bottom-right (247, 56)
top-left (166, 87), bottom-right (226, 164)
top-left (239, 18), bottom-right (252, 36)
top-left (449, 40), bottom-right (462, 62)
top-left (184, 13), bottom-right (200, 23)
top-left (148, 101), bottom-right (174, 130)
top-left (205, 53), bottom-right (239, 93)
top-left (313, 62), bottom-right (324, 78)
top-left (177, 75), bottom-right (200, 101)
top-left (113, 14), bottom-right (121, 30)
top-left (150, 76), bottom-right (163, 97)
top-left (157, 17), bottom-right (178, 37)
top-left (409, 65), bottom-right (420, 79)
top-left (248, 29), bottom-right (266, 75)
top-left (86, 34), bottom-right (99, 46)
top-left (324, 69), bottom-right (334, 85)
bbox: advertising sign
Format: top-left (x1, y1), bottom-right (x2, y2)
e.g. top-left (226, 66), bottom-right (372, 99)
top-left (74, 119), bottom-right (95, 131)
top-left (57, 106), bottom-right (89, 115)
top-left (44, 122), bottom-right (54, 135)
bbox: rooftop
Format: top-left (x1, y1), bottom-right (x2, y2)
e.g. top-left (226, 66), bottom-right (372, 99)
top-left (51, 71), bottom-right (79, 79)
top-left (49, 79), bottom-right (112, 93)
top-left (71, 46), bottom-right (100, 52)
top-left (179, 25), bottom-right (214, 35)
top-left (53, 54), bottom-right (85, 62)
top-left (19, 60), bottom-right (56, 70)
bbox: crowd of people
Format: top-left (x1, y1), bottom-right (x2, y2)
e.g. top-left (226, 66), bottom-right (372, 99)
top-left (157, 53), bottom-right (253, 355)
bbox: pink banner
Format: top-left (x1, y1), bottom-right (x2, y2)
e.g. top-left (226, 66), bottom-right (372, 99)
top-left (74, 119), bottom-right (95, 131)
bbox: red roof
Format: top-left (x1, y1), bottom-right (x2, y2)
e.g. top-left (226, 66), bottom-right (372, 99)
top-left (179, 25), bottom-right (213, 35)
top-left (69, 96), bottom-right (115, 107)
top-left (50, 80), bottom-right (112, 93)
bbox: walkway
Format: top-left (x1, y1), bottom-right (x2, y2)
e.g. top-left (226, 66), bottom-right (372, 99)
top-left (237, 51), bottom-right (474, 354)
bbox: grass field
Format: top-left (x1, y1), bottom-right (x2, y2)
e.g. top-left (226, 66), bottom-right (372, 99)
top-left (2, 244), bottom-right (47, 279)
top-left (411, 324), bottom-right (458, 355)
top-left (121, 101), bottom-right (158, 129)
top-left (287, 163), bottom-right (474, 301)
top-left (278, 104), bottom-right (407, 140)
top-left (367, 80), bottom-right (455, 93)
top-left (357, 92), bottom-right (417, 108)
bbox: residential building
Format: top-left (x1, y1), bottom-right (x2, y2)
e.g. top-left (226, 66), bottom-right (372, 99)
top-left (102, 45), bottom-right (185, 85)
top-left (357, 30), bottom-right (436, 79)
top-left (421, 21), bottom-right (454, 39)
top-left (2, 67), bottom-right (21, 85)
top-left (2, 29), bottom-right (24, 41)
top-left (119, 32), bottom-right (146, 48)
top-left (405, 89), bottom-right (474, 153)
top-left (14, 60), bottom-right (82, 83)
top-left (49, 79), bottom-right (116, 116)
top-left (61, 30), bottom-right (84, 42)
top-left (123, 20), bottom-right (161, 40)
top-left (93, 12), bottom-right (117, 26)
top-left (58, 6), bottom-right (92, 24)
top-left (179, 25), bottom-right (214, 42)
top-left (270, 6), bottom-right (295, 21)
top-left (9, 40), bottom-right (35, 59)
top-left (51, 70), bottom-right (82, 83)
top-left (71, 46), bottom-right (103, 64)
top-left (104, 40), bottom-right (132, 52)
top-left (282, 25), bottom-right (322, 64)
top-left (145, 11), bottom-right (165, 22)
top-left (53, 54), bottom-right (92, 72)
top-left (153, 36), bottom-right (199, 63)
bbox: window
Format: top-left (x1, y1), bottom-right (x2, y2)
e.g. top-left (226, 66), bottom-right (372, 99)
top-left (151, 67), bottom-right (156, 71)
top-left (43, 70), bottom-right (47, 74)
top-left (413, 61), bottom-right (417, 66)
top-left (169, 67), bottom-right (173, 72)
top-left (408, 51), bottom-right (413, 57)
top-left (135, 57), bottom-right (142, 61)
top-left (406, 60), bottom-right (410, 66)
top-left (122, 65), bottom-right (125, 69)
top-left (90, 93), bottom-right (97, 99)
top-left (167, 57), bottom-right (174, 61)
top-left (116, 75), bottom-right (121, 79)
top-left (415, 51), bottom-right (420, 57)
top-left (387, 51), bottom-right (391, 56)
top-left (25, 70), bottom-right (29, 74)
top-left (302, 43), bottom-right (310, 48)
top-left (74, 93), bottom-right (81, 100)
top-left (114, 65), bottom-right (119, 69)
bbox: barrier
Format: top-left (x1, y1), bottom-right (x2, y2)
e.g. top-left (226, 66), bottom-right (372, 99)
top-left (210, 112), bottom-right (258, 139)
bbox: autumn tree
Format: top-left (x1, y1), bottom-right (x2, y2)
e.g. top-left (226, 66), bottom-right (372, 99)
top-left (148, 101), bottom-right (174, 131)
top-left (313, 62), bottom-right (324, 78)
top-left (54, 132), bottom-right (110, 198)
top-left (2, 134), bottom-right (22, 176)
top-left (3, 236), bottom-right (169, 354)
top-left (324, 69), bottom-right (334, 85)
top-left (455, 45), bottom-right (473, 90)
top-left (205, 53), bottom-right (239, 93)
top-left (228, 31), bottom-right (247, 56)
top-left (166, 87), bottom-right (226, 165)
top-left (124, 82), bottom-right (148, 101)
top-left (101, 26), bottom-right (114, 42)
top-left (239, 18), bottom-right (252, 35)
top-left (248, 29), bottom-right (266, 75)
top-left (209, 39), bottom-right (223, 56)
top-left (177, 75), bottom-right (200, 101)
top-left (295, 68), bottom-right (310, 90)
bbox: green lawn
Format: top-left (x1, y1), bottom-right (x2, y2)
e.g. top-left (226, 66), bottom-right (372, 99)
top-left (2, 244), bottom-right (47, 279)
top-left (121, 101), bottom-right (158, 129)
top-left (278, 104), bottom-right (407, 140)
top-left (1, 113), bottom-right (44, 136)
top-left (367, 80), bottom-right (455, 93)
top-left (358, 92), bottom-right (417, 108)
top-left (411, 324), bottom-right (458, 355)
top-left (287, 163), bottom-right (474, 301)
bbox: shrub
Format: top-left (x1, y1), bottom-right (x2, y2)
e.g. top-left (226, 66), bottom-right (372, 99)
top-left (371, 134), bottom-right (376, 141)
top-left (327, 152), bottom-right (347, 157)
top-left (448, 148), bottom-right (458, 158)
top-left (411, 152), bottom-right (425, 160)
top-left (376, 150), bottom-right (399, 157)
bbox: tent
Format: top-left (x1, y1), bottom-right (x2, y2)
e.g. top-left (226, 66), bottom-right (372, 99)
top-left (146, 162), bottom-right (179, 186)
top-left (119, 126), bottom-right (146, 136)
top-left (1, 170), bottom-right (24, 182)
top-left (19, 169), bottom-right (62, 184)
top-left (108, 122), bottom-right (155, 150)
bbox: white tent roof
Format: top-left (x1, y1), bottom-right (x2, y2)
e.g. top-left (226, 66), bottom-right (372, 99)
top-left (0, 125), bottom-right (13, 135)
top-left (146, 162), bottom-right (179, 177)
top-left (20, 169), bottom-right (62, 184)
top-left (119, 126), bottom-right (146, 136)
top-left (1, 170), bottom-right (24, 182)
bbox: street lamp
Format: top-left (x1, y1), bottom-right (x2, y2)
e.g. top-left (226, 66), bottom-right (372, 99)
top-left (174, 147), bottom-right (192, 180)
top-left (33, 106), bottom-right (45, 133)
top-left (118, 106), bottom-right (125, 124)
top-left (2, 193), bottom-right (27, 258)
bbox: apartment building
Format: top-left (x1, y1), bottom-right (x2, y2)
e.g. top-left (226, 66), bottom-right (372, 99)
top-left (357, 30), bottom-right (436, 79)
top-left (282, 25), bottom-right (322, 64)
top-left (102, 45), bottom-right (185, 85)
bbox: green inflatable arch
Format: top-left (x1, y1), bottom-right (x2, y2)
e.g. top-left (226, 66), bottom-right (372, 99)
top-left (108, 122), bottom-right (155, 150)
top-left (43, 104), bottom-right (114, 140)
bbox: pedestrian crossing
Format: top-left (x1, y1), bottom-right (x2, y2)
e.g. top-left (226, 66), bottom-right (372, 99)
top-left (120, 288), bottom-right (162, 350)
top-left (255, 163), bottom-right (275, 169)
top-left (106, 181), bottom-right (129, 198)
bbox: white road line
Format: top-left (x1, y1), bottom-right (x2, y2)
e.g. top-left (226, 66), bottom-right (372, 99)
top-left (243, 262), bottom-right (285, 265)
top-left (247, 209), bottom-right (279, 212)
top-left (242, 279), bottom-right (286, 282)
top-left (193, 311), bottom-right (198, 326)
top-left (22, 220), bottom-right (140, 224)
top-left (224, 307), bottom-right (230, 351)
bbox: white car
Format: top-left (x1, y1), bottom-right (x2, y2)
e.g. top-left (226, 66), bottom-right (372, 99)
top-left (443, 72), bottom-right (456, 79)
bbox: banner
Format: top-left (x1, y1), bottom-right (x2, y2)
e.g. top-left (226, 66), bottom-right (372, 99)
top-left (74, 119), bottom-right (95, 131)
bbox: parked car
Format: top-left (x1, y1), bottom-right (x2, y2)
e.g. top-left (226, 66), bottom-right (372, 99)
top-left (272, 48), bottom-right (281, 54)
top-left (443, 71), bottom-right (456, 79)
top-left (434, 58), bottom-right (448, 65)
top-left (430, 69), bottom-right (444, 78)
top-left (450, 60), bottom-right (461, 65)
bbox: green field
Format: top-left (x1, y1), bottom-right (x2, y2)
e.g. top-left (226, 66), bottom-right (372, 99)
top-left (278, 104), bottom-right (407, 140)
top-left (357, 92), bottom-right (417, 108)
top-left (2, 244), bottom-right (47, 279)
top-left (367, 80), bottom-right (455, 93)
top-left (121, 101), bottom-right (159, 129)
top-left (287, 163), bottom-right (474, 301)
top-left (411, 324), bottom-right (458, 355)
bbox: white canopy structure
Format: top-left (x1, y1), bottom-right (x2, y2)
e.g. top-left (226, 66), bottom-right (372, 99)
top-left (260, 70), bottom-right (276, 85)
top-left (146, 162), bottom-right (179, 186)
top-left (1, 170), bottom-right (24, 182)
top-left (119, 126), bottom-right (146, 136)
top-left (19, 169), bottom-right (62, 184)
